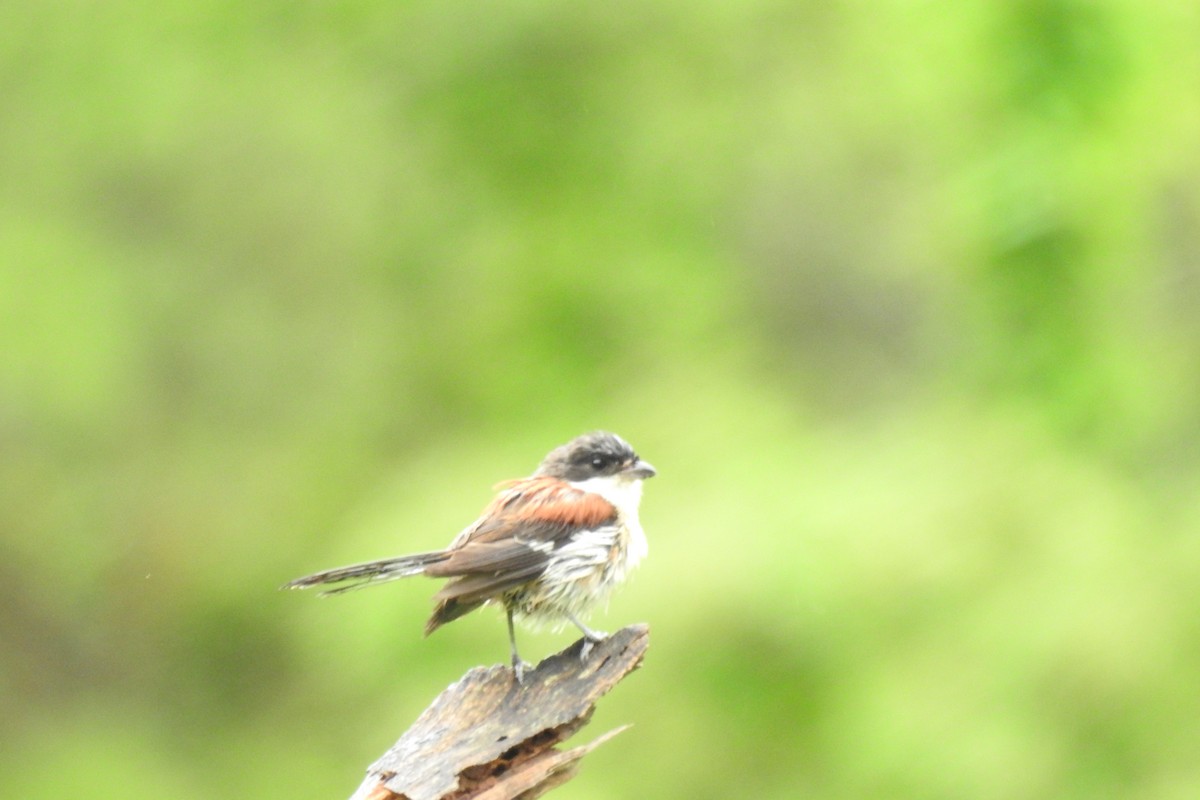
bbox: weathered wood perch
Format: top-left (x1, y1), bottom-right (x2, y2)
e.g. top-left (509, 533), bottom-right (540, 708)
top-left (349, 624), bottom-right (650, 800)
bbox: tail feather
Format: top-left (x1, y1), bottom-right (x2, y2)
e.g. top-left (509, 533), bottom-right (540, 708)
top-left (424, 597), bottom-right (485, 636)
top-left (283, 551), bottom-right (448, 595)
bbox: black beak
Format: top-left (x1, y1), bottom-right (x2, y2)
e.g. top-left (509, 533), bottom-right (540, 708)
top-left (623, 459), bottom-right (657, 479)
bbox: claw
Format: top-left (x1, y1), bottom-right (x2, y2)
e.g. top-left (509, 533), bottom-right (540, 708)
top-left (512, 656), bottom-right (534, 684)
top-left (567, 611), bottom-right (607, 662)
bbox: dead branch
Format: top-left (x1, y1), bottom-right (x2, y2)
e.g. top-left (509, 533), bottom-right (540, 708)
top-left (348, 624), bottom-right (650, 800)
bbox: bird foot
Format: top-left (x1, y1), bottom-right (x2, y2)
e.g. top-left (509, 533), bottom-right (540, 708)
top-left (511, 657), bottom-right (535, 684)
top-left (579, 631), bottom-right (609, 663)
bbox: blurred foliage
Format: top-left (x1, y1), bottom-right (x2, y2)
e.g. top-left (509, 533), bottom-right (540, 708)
top-left (3, 1), bottom-right (1200, 798)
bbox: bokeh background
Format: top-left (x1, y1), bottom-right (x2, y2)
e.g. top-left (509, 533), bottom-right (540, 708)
top-left (4, 2), bottom-right (1200, 798)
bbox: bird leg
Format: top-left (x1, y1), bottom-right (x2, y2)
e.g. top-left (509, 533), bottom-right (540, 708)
top-left (566, 612), bottom-right (608, 662)
top-left (507, 607), bottom-right (533, 682)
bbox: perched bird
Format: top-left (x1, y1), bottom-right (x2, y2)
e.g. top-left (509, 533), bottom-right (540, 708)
top-left (284, 431), bottom-right (655, 680)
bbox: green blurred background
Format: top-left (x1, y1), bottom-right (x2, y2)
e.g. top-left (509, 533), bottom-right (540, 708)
top-left (3, 2), bottom-right (1200, 798)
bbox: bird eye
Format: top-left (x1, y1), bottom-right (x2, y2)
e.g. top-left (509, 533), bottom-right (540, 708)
top-left (590, 456), bottom-right (607, 469)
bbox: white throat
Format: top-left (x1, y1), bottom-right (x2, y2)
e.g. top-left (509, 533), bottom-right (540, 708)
top-left (568, 474), bottom-right (645, 517)
top-left (568, 473), bottom-right (649, 566)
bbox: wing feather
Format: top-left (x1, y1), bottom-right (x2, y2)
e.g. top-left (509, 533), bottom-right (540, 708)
top-left (421, 478), bottom-right (619, 633)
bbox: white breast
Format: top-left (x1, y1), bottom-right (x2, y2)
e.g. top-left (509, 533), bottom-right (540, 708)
top-left (567, 473), bottom-right (648, 569)
top-left (514, 474), bottom-right (650, 627)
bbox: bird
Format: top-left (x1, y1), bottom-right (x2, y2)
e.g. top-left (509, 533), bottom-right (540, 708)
top-left (284, 431), bottom-right (656, 681)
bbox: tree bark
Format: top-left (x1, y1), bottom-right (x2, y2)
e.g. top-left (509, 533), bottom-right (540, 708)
top-left (348, 624), bottom-right (650, 800)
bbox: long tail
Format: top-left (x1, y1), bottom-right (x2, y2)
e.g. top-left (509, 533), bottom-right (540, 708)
top-left (282, 551), bottom-right (449, 596)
